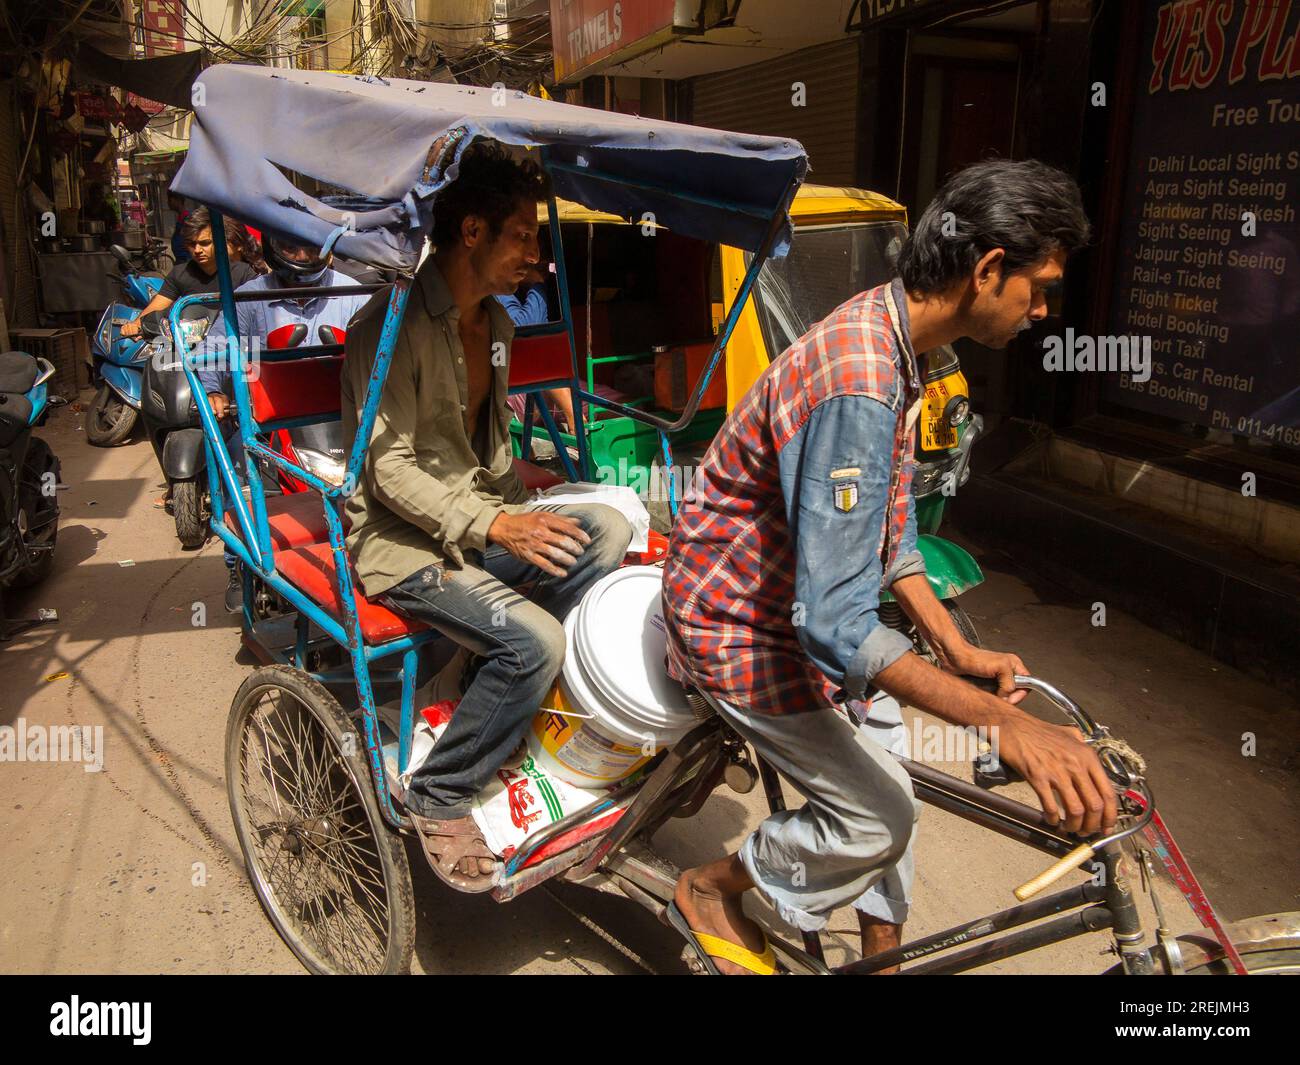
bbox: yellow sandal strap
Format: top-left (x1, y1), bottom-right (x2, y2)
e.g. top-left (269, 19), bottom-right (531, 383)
top-left (692, 931), bottom-right (778, 975)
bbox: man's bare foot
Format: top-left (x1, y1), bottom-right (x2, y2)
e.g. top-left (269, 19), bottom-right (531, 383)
top-left (409, 812), bottom-right (498, 892)
top-left (858, 913), bottom-right (902, 973)
top-left (673, 856), bottom-right (769, 976)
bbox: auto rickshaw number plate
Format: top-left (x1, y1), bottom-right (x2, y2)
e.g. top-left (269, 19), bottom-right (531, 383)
top-left (921, 403), bottom-right (957, 451)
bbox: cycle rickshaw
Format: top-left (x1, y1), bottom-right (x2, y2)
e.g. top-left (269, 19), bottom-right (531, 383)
top-left (170, 64), bottom-right (1298, 976)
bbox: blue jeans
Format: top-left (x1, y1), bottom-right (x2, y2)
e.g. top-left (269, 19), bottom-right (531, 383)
top-left (380, 503), bottom-right (632, 819)
top-left (222, 421), bottom-right (244, 570)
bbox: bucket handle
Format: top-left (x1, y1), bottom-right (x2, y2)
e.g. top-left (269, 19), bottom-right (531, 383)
top-left (541, 704), bottom-right (597, 722)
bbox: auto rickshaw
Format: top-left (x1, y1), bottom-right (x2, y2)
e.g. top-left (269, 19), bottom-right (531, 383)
top-left (169, 64), bottom-right (1296, 976)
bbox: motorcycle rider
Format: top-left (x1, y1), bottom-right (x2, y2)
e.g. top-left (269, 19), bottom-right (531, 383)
top-left (200, 234), bottom-right (371, 612)
top-left (120, 208), bottom-right (259, 339)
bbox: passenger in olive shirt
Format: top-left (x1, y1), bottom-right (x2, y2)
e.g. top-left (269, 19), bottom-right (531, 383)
top-left (342, 143), bottom-right (631, 891)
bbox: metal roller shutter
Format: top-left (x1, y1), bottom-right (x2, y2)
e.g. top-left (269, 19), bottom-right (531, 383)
top-left (687, 37), bottom-right (862, 186)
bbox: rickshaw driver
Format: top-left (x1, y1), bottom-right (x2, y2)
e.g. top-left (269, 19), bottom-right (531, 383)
top-left (661, 160), bottom-right (1118, 975)
top-left (341, 143), bottom-right (632, 892)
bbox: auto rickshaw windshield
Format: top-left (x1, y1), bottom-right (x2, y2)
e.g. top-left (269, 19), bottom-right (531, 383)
top-left (748, 220), bottom-right (907, 356)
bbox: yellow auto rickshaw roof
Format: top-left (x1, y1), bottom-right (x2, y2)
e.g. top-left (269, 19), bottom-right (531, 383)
top-left (540, 183), bottom-right (906, 228)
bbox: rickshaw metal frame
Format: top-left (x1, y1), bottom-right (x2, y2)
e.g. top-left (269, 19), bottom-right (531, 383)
top-left (180, 149), bottom-right (797, 843)
top-left (175, 261), bottom-right (1277, 981)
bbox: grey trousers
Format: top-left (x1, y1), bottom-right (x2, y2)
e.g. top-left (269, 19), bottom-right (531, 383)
top-left (711, 693), bottom-right (921, 932)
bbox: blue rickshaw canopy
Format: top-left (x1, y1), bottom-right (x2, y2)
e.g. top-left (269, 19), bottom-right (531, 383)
top-left (171, 64), bottom-right (808, 272)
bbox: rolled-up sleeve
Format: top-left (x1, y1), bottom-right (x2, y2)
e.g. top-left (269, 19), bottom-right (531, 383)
top-left (779, 395), bottom-right (914, 700)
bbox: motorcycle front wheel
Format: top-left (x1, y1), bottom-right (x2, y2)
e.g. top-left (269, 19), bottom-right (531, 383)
top-left (85, 384), bottom-right (137, 446)
top-left (171, 478), bottom-right (208, 549)
top-left (9, 438), bottom-right (60, 588)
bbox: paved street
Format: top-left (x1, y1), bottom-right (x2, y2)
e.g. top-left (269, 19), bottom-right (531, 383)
top-left (1, 398), bottom-right (1296, 974)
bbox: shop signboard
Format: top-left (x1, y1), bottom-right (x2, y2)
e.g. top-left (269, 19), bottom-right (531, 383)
top-left (1105, 0), bottom-right (1300, 449)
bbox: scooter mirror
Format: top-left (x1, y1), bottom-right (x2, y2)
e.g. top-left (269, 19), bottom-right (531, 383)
top-left (138, 311), bottom-right (164, 338)
top-left (267, 322), bottom-right (308, 349)
top-left (109, 245), bottom-right (133, 269)
top-left (318, 325), bottom-right (346, 345)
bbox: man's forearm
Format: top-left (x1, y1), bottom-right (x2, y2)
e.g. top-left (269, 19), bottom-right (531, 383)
top-left (890, 571), bottom-right (970, 671)
top-left (874, 650), bottom-right (1014, 731)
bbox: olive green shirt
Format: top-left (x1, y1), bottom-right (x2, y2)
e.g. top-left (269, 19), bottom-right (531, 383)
top-left (341, 259), bottom-right (529, 597)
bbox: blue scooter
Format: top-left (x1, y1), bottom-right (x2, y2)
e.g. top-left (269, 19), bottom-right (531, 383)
top-left (85, 245), bottom-right (165, 446)
top-left (0, 350), bottom-right (61, 639)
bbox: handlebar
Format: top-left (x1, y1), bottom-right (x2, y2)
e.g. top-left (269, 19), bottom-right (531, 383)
top-left (961, 673), bottom-right (1155, 900)
top-left (961, 673), bottom-right (1103, 739)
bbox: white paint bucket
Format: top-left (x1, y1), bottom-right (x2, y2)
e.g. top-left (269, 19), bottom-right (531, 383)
top-left (527, 567), bottom-right (698, 788)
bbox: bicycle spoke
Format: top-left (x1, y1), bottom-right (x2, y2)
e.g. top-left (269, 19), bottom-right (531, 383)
top-left (233, 682), bottom-right (396, 974)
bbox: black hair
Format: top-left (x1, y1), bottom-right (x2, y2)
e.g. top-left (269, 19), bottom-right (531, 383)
top-left (431, 141), bottom-right (549, 249)
top-left (896, 158), bottom-right (1091, 295)
top-left (182, 206), bottom-right (264, 270)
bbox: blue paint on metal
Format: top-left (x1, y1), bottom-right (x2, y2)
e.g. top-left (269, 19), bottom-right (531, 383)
top-left (533, 399), bottom-right (578, 483)
top-left (541, 160), bottom-right (593, 483)
top-left (173, 293), bottom-right (263, 572)
top-left (398, 648), bottom-right (417, 776)
top-left (345, 281), bottom-right (412, 491)
top-left (211, 209), bottom-right (274, 567)
top-left (660, 431), bottom-right (677, 518)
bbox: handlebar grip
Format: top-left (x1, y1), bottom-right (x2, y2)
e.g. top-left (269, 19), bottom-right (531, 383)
top-left (960, 675), bottom-right (1001, 694)
top-left (1013, 843), bottom-right (1095, 901)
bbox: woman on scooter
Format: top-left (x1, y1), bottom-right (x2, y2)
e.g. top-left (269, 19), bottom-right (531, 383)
top-left (120, 208), bottom-right (262, 339)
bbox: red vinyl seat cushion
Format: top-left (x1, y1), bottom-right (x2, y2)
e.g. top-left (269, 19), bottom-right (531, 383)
top-left (225, 491), bottom-right (330, 551)
top-left (274, 541), bottom-right (426, 644)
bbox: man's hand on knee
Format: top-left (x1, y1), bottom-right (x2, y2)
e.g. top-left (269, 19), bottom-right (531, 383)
top-left (488, 511), bottom-right (590, 577)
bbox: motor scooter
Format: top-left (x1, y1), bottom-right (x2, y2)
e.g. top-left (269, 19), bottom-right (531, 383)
top-left (86, 245), bottom-right (165, 446)
top-left (0, 350), bottom-right (61, 639)
top-left (139, 306), bottom-right (215, 548)
top-left (141, 318), bottom-right (347, 550)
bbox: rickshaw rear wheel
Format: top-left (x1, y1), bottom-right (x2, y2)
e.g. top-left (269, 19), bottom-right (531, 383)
top-left (226, 664), bottom-right (415, 975)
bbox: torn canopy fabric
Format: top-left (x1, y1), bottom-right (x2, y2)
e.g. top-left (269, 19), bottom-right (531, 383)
top-left (170, 64), bottom-right (807, 273)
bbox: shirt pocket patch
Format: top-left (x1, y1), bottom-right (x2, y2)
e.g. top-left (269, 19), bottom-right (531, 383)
top-left (832, 479), bottom-right (859, 512)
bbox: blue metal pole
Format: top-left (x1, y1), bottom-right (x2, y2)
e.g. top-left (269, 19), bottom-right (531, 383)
top-left (209, 208), bottom-right (273, 568)
top-left (336, 277), bottom-right (414, 828)
top-left (398, 647), bottom-right (418, 776)
top-left (321, 493), bottom-right (401, 826)
top-left (173, 290), bottom-right (261, 572)
top-left (534, 399), bottom-right (578, 483)
top-left (541, 150), bottom-right (592, 482)
top-left (344, 280), bottom-right (412, 490)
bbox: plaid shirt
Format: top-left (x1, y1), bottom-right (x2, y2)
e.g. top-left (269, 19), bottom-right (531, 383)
top-left (662, 280), bottom-right (921, 716)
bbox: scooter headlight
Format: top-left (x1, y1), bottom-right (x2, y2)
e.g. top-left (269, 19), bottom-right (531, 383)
top-left (296, 448), bottom-right (346, 487)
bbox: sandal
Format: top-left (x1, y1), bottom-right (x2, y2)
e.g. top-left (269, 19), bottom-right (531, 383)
top-left (663, 901), bottom-right (778, 975)
top-left (409, 812), bottom-right (500, 894)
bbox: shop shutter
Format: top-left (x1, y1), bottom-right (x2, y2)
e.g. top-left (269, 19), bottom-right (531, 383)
top-left (687, 37), bottom-right (862, 186)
